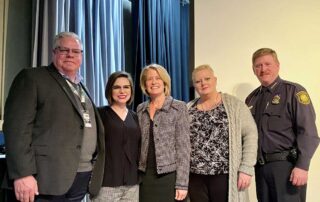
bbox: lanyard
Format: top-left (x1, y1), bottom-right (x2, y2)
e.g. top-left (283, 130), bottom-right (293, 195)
top-left (66, 80), bottom-right (92, 127)
top-left (66, 80), bottom-right (86, 109)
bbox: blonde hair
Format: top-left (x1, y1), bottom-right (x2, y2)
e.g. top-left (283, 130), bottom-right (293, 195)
top-left (252, 48), bottom-right (279, 64)
top-left (140, 64), bottom-right (171, 96)
top-left (192, 64), bottom-right (215, 82)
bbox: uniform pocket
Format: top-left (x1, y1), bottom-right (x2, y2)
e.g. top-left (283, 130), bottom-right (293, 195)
top-left (266, 111), bottom-right (282, 132)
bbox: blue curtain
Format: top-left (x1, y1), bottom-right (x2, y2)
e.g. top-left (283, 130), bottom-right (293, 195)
top-left (132, 0), bottom-right (190, 104)
top-left (54, 0), bottom-right (124, 106)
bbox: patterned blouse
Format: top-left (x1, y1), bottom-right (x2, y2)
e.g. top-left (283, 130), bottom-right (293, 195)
top-left (189, 102), bottom-right (229, 175)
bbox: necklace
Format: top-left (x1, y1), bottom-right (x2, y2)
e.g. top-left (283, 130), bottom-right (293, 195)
top-left (198, 93), bottom-right (221, 111)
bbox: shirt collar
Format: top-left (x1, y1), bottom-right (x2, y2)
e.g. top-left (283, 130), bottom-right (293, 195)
top-left (59, 71), bottom-right (83, 84)
top-left (260, 76), bottom-right (281, 93)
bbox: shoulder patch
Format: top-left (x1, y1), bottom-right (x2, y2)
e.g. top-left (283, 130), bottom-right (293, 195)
top-left (296, 91), bottom-right (310, 105)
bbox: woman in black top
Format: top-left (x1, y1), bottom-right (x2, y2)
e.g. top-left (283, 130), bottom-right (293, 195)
top-left (92, 71), bottom-right (141, 202)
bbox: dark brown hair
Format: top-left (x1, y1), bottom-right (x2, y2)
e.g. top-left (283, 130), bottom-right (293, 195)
top-left (105, 71), bottom-right (134, 105)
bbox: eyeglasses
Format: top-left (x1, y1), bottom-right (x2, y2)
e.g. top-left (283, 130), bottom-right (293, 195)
top-left (112, 85), bottom-right (131, 91)
top-left (55, 46), bottom-right (83, 55)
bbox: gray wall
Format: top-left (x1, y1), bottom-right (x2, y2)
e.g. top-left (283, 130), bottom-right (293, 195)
top-left (4, 0), bottom-right (32, 104)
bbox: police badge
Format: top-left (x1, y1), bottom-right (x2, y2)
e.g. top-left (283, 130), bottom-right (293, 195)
top-left (272, 95), bottom-right (280, 104)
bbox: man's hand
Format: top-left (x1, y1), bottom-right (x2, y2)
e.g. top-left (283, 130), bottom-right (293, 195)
top-left (14, 176), bottom-right (39, 202)
top-left (237, 172), bottom-right (252, 191)
top-left (290, 167), bottom-right (308, 186)
top-left (175, 189), bottom-right (188, 201)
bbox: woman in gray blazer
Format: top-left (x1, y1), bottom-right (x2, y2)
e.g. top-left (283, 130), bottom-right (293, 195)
top-left (137, 64), bottom-right (191, 202)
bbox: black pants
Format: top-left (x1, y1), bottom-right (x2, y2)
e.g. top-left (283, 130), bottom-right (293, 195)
top-left (35, 171), bottom-right (91, 202)
top-left (189, 173), bottom-right (228, 202)
top-left (255, 161), bottom-right (306, 202)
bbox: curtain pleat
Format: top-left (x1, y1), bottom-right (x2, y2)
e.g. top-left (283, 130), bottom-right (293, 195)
top-left (180, 3), bottom-right (190, 100)
top-left (32, 0), bottom-right (56, 67)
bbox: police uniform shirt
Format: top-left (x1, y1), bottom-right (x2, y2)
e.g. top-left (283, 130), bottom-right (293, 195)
top-left (245, 77), bottom-right (319, 170)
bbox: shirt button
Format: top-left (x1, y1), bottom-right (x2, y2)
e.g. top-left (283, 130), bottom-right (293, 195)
top-left (76, 145), bottom-right (81, 149)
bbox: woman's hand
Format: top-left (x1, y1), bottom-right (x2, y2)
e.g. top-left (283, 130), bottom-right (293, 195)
top-left (237, 172), bottom-right (252, 191)
top-left (175, 189), bottom-right (188, 201)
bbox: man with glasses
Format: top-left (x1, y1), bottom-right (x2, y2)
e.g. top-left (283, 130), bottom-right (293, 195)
top-left (3, 32), bottom-right (105, 202)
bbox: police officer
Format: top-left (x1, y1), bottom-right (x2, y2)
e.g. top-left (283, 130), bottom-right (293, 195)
top-left (246, 48), bottom-right (319, 202)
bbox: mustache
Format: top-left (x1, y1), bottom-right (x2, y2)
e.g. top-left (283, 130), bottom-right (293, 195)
top-left (259, 71), bottom-right (269, 76)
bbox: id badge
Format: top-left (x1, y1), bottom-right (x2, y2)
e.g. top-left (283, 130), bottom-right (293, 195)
top-left (82, 110), bottom-right (92, 128)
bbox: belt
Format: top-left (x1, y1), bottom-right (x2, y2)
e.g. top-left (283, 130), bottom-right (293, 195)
top-left (257, 149), bottom-right (296, 165)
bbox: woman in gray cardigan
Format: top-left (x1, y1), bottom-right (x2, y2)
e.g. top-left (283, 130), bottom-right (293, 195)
top-left (137, 64), bottom-right (191, 202)
top-left (187, 64), bottom-right (258, 202)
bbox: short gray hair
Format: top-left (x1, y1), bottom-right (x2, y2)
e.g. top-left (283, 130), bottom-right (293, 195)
top-left (53, 32), bottom-right (83, 50)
